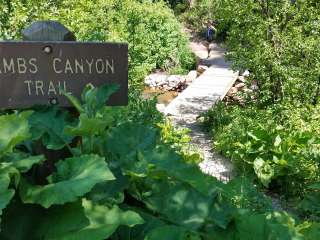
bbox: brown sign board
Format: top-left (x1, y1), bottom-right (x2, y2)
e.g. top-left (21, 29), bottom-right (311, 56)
top-left (0, 41), bottom-right (128, 108)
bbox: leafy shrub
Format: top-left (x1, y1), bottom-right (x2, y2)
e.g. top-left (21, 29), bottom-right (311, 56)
top-left (187, 0), bottom-right (320, 219)
top-left (0, 84), bottom-right (318, 239)
top-left (162, 0), bottom-right (190, 15)
top-left (204, 102), bottom-right (320, 200)
top-left (0, 0), bottom-right (195, 87)
top-left (185, 0), bottom-right (320, 105)
top-left (158, 120), bottom-right (202, 165)
top-left (181, 0), bottom-right (216, 30)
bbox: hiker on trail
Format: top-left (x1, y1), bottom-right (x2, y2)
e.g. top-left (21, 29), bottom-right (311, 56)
top-left (206, 21), bottom-right (216, 42)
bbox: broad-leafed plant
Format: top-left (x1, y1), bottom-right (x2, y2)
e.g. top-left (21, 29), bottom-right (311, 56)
top-left (0, 84), bottom-right (318, 239)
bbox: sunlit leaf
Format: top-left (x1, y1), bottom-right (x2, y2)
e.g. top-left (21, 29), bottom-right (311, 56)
top-left (19, 154), bottom-right (115, 208)
top-left (0, 111), bottom-right (32, 156)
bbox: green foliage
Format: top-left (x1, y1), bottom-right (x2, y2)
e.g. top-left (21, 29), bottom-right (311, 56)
top-left (0, 84), bottom-right (319, 239)
top-left (181, 0), bottom-right (216, 30)
top-left (233, 211), bottom-right (304, 240)
top-left (145, 225), bottom-right (185, 240)
top-left (0, 0), bottom-right (195, 87)
top-left (29, 107), bottom-right (75, 150)
top-left (161, 0), bottom-right (191, 15)
top-left (186, 0), bottom-right (320, 105)
top-left (19, 154), bottom-right (115, 208)
top-left (0, 165), bottom-right (16, 223)
top-left (1, 1), bottom-right (319, 235)
top-left (204, 102), bottom-right (320, 200)
top-left (0, 199), bottom-right (143, 240)
top-left (1, 0), bottom-right (320, 238)
top-left (0, 111), bottom-right (32, 155)
top-left (158, 120), bottom-right (202, 164)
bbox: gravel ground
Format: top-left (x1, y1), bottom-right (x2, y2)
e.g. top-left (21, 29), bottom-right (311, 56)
top-left (169, 114), bottom-right (234, 182)
top-left (166, 37), bottom-right (234, 182)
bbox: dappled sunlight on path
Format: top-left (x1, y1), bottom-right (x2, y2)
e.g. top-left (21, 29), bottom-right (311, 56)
top-left (164, 37), bottom-right (236, 182)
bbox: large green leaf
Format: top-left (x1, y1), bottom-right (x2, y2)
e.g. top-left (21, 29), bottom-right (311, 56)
top-left (81, 200), bottom-right (144, 239)
top-left (2, 152), bottom-right (45, 173)
top-left (0, 181), bottom-right (14, 218)
top-left (64, 113), bottom-right (109, 137)
top-left (0, 184), bottom-right (14, 218)
top-left (87, 169), bottom-right (129, 205)
top-left (0, 111), bottom-right (32, 157)
top-left (36, 199), bottom-right (144, 240)
top-left (28, 107), bottom-right (74, 150)
top-left (253, 158), bottom-right (274, 187)
top-left (81, 84), bottom-right (120, 116)
top-left (1, 200), bottom-right (87, 240)
top-left (19, 154), bottom-right (115, 208)
top-left (142, 180), bottom-right (214, 230)
top-left (0, 163), bottom-right (19, 225)
top-left (0, 199), bottom-right (45, 240)
top-left (109, 208), bottom-right (167, 240)
top-left (299, 191), bottom-right (320, 215)
top-left (299, 223), bottom-right (320, 240)
top-left (105, 123), bottom-right (158, 163)
top-left (144, 225), bottom-right (190, 240)
top-left (0, 199), bottom-right (143, 240)
top-left (235, 211), bottom-right (303, 240)
top-left (224, 177), bottom-right (272, 211)
top-left (67, 83), bottom-right (120, 117)
top-left (145, 145), bottom-right (223, 197)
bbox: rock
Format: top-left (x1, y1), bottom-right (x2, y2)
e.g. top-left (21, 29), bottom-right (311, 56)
top-left (197, 65), bottom-right (209, 74)
top-left (168, 82), bottom-right (175, 88)
top-left (242, 70), bottom-right (250, 77)
top-left (232, 95), bottom-right (242, 101)
top-left (227, 87), bottom-right (238, 96)
top-left (168, 77), bottom-right (177, 87)
top-left (232, 96), bottom-right (245, 106)
top-left (168, 75), bottom-right (180, 82)
top-left (145, 73), bottom-right (188, 91)
top-left (168, 75), bottom-right (186, 88)
top-left (186, 70), bottom-right (198, 83)
top-left (234, 80), bottom-right (243, 85)
top-left (162, 85), bottom-right (170, 91)
top-left (144, 73), bottom-right (168, 87)
top-left (237, 76), bottom-right (245, 82)
top-left (156, 75), bottom-right (168, 84)
top-left (251, 95), bottom-right (257, 100)
top-left (156, 103), bottom-right (166, 113)
top-left (243, 88), bottom-right (253, 93)
top-left (250, 80), bottom-right (259, 91)
top-left (235, 82), bottom-right (245, 89)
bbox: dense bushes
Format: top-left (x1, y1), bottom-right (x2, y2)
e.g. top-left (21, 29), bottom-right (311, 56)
top-left (204, 103), bottom-right (320, 199)
top-left (189, 0), bottom-right (320, 183)
top-left (181, 0), bottom-right (216, 30)
top-left (0, 0), bottom-right (195, 87)
top-left (189, 0), bottom-right (320, 222)
top-left (1, 84), bottom-right (319, 239)
top-left (186, 0), bottom-right (320, 105)
top-left (2, 0), bottom-right (320, 238)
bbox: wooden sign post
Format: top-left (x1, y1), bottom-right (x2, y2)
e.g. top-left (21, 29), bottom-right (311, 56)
top-left (0, 21), bottom-right (128, 109)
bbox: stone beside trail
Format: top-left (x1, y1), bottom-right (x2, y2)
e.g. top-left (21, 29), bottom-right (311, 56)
top-left (164, 40), bottom-right (237, 182)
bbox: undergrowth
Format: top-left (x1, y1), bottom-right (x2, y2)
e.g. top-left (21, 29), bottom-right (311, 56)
top-left (1, 84), bottom-right (319, 239)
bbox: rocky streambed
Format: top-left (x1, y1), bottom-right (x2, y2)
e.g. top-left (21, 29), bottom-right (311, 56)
top-left (143, 66), bottom-right (211, 110)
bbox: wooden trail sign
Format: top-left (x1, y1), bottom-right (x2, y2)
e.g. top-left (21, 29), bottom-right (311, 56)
top-left (0, 21), bottom-right (128, 109)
